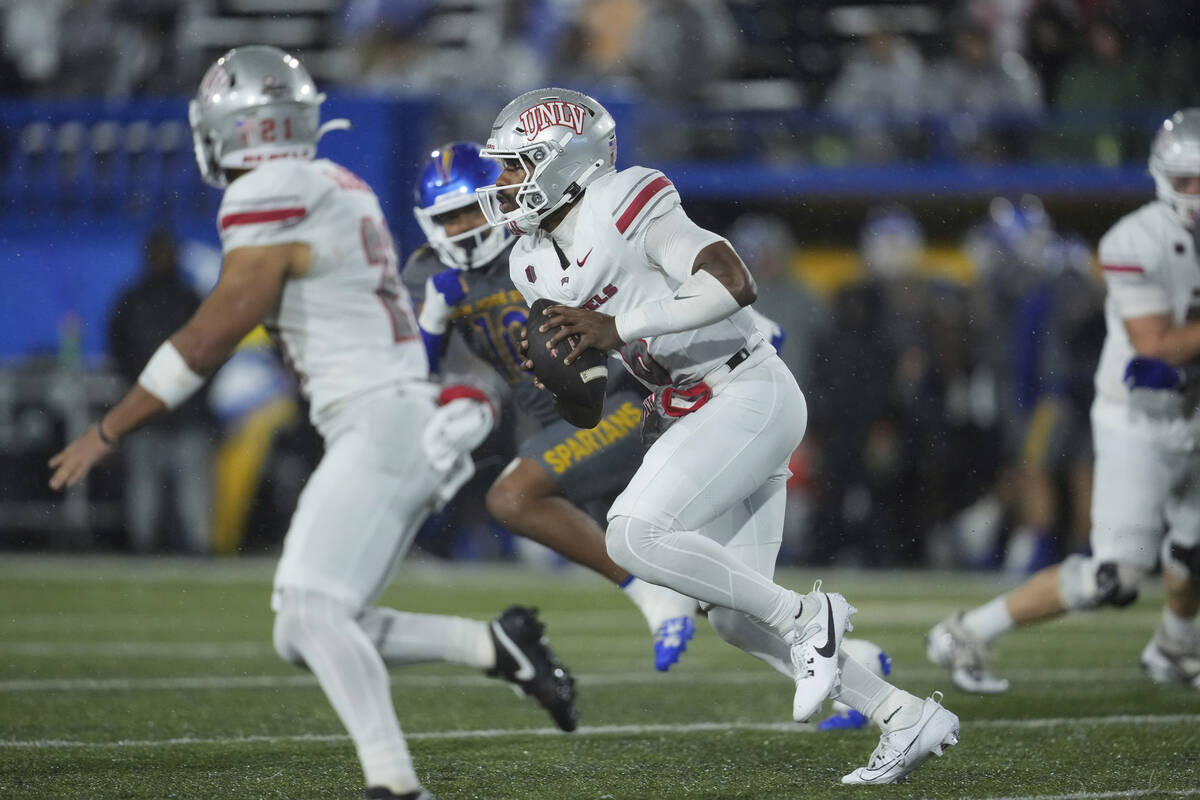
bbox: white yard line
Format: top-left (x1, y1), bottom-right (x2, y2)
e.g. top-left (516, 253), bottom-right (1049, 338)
top-left (1, 712), bottom-right (1197, 749)
top-left (0, 666), bottom-right (1148, 693)
top-left (983, 792), bottom-right (1200, 800)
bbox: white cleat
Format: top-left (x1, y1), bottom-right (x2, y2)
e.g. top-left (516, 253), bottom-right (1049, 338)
top-left (842, 694), bottom-right (960, 785)
top-left (790, 583), bottom-right (856, 722)
top-left (927, 612), bottom-right (1009, 694)
top-left (1141, 631), bottom-right (1200, 689)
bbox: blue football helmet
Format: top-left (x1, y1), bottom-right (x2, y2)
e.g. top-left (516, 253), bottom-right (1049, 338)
top-left (413, 142), bottom-right (511, 270)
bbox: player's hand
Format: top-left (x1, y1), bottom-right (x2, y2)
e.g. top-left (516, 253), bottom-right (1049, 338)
top-left (48, 425), bottom-right (114, 491)
top-left (540, 305), bottom-right (622, 364)
top-left (516, 329), bottom-right (548, 390)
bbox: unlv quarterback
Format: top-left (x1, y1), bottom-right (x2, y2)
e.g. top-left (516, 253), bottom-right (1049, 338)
top-left (476, 87), bottom-right (960, 784)
top-left (48, 47), bottom-right (577, 800)
top-left (929, 109), bottom-right (1200, 693)
top-left (404, 142), bottom-right (699, 671)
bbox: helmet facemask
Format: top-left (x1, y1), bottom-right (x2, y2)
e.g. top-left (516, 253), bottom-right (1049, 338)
top-left (476, 141), bottom-right (578, 236)
top-left (415, 194), bottom-right (508, 270)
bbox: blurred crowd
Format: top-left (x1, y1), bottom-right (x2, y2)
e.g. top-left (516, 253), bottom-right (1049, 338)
top-left (3, 0), bottom-right (1197, 117)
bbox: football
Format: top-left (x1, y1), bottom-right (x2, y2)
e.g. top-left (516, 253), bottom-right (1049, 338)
top-left (525, 298), bottom-right (608, 426)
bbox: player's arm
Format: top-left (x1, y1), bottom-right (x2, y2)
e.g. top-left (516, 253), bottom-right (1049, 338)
top-left (543, 206), bottom-right (755, 363)
top-left (1124, 313), bottom-right (1200, 366)
top-left (48, 243), bottom-right (306, 490)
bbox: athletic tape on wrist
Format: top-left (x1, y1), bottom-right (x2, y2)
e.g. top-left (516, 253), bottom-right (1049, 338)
top-left (137, 341), bottom-right (205, 410)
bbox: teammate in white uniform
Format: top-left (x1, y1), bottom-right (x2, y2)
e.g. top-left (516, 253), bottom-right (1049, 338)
top-left (928, 109), bottom-right (1200, 693)
top-left (48, 48), bottom-right (577, 800)
top-left (476, 87), bottom-right (960, 785)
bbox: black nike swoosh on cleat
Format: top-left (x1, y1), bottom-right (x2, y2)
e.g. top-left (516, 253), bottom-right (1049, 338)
top-left (882, 706), bottom-right (902, 724)
top-left (814, 595), bottom-right (837, 658)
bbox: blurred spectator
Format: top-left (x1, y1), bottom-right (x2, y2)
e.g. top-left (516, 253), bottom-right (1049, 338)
top-left (553, 0), bottom-right (739, 103)
top-left (824, 32), bottom-right (927, 161)
top-left (725, 214), bottom-right (827, 387)
top-left (1024, 0), bottom-right (1080, 107)
top-left (344, 0), bottom-right (552, 93)
top-left (107, 229), bottom-right (215, 553)
top-left (925, 20), bottom-right (1043, 160)
top-left (1056, 15), bottom-right (1145, 111)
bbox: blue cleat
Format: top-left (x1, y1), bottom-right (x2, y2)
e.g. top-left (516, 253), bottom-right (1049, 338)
top-left (654, 616), bottom-right (696, 671)
top-left (818, 709), bottom-right (870, 731)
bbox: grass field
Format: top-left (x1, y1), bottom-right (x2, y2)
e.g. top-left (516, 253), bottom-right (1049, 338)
top-left (1, 556), bottom-right (1198, 800)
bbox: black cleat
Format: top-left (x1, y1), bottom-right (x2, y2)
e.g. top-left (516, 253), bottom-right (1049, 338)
top-left (486, 605), bottom-right (579, 732)
top-left (365, 788), bottom-right (435, 800)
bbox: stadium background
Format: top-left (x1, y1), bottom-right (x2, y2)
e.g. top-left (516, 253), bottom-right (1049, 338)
top-left (1, 0), bottom-right (1196, 570)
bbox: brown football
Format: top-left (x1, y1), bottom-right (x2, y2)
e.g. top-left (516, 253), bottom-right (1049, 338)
top-left (525, 298), bottom-right (608, 426)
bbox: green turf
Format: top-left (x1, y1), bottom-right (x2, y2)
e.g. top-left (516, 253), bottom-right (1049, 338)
top-left (1, 556), bottom-right (1198, 800)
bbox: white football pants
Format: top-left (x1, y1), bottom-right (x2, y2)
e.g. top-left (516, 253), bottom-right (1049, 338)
top-left (607, 353), bottom-right (807, 629)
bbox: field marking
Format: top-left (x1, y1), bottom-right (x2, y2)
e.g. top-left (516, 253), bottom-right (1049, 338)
top-left (982, 791), bottom-right (1200, 800)
top-left (2, 712), bottom-right (1198, 750)
top-left (0, 666), bottom-right (1150, 693)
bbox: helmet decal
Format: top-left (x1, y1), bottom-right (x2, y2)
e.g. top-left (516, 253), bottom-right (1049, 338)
top-left (518, 101), bottom-right (588, 141)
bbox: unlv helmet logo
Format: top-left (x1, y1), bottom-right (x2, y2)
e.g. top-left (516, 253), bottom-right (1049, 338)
top-left (518, 102), bottom-right (587, 142)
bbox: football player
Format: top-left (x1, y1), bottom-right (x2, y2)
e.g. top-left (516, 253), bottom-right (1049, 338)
top-left (476, 87), bottom-right (960, 784)
top-left (405, 142), bottom-right (699, 671)
top-left (928, 109), bottom-right (1200, 693)
top-left (48, 47), bottom-right (578, 800)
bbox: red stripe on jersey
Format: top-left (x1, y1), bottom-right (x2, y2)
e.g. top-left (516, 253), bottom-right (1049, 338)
top-left (615, 176), bottom-right (672, 234)
top-left (1102, 264), bottom-right (1145, 273)
top-left (220, 207), bottom-right (306, 229)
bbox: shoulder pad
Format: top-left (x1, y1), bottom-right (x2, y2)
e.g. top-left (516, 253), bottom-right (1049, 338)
top-left (594, 166), bottom-right (680, 239)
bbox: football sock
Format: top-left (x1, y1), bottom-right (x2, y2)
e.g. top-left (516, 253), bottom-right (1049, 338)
top-left (358, 607), bottom-right (494, 668)
top-left (762, 590), bottom-right (808, 638)
top-left (962, 596), bottom-right (1014, 644)
top-left (1161, 606), bottom-right (1198, 644)
top-left (360, 741), bottom-right (421, 796)
top-left (869, 688), bottom-right (924, 733)
top-left (707, 607), bottom-right (792, 677)
top-left (832, 652), bottom-right (894, 721)
top-left (621, 576), bottom-right (697, 632)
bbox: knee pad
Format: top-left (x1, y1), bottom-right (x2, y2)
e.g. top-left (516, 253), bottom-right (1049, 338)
top-left (272, 588), bottom-right (355, 667)
top-left (1164, 540), bottom-right (1200, 582)
top-left (1058, 554), bottom-right (1145, 610)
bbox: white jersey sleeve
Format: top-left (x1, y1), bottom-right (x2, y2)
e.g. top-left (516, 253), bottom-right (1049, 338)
top-left (1097, 210), bottom-right (1171, 319)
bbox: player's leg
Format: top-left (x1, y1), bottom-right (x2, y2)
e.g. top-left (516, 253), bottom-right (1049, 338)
top-left (606, 356), bottom-right (856, 720)
top-left (488, 393), bottom-right (697, 670)
top-left (929, 415), bottom-right (1166, 692)
top-left (271, 388), bottom-right (573, 797)
top-left (1141, 470), bottom-right (1200, 687)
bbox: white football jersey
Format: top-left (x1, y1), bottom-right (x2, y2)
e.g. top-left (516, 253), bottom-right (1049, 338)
top-left (508, 166), bottom-right (763, 390)
top-left (1095, 199), bottom-right (1200, 433)
top-left (218, 158), bottom-right (427, 423)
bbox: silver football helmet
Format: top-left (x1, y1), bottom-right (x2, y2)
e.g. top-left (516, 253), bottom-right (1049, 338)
top-left (188, 45), bottom-right (349, 188)
top-left (476, 88), bottom-right (617, 235)
top-left (1149, 109), bottom-right (1200, 229)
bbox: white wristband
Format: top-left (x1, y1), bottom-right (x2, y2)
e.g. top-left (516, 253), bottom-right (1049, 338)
top-left (615, 269), bottom-right (741, 342)
top-left (137, 341), bottom-right (205, 409)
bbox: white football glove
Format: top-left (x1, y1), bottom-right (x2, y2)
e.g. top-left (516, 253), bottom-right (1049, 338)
top-left (421, 389), bottom-right (496, 471)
